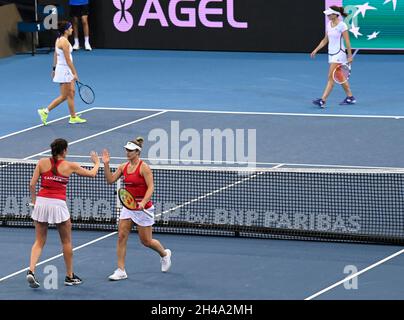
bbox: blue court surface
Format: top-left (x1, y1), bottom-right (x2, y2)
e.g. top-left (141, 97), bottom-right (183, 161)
top-left (1, 50), bottom-right (404, 300)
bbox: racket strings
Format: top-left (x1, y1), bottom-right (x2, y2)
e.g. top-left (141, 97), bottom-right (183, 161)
top-left (334, 65), bottom-right (351, 84)
top-left (79, 86), bottom-right (95, 104)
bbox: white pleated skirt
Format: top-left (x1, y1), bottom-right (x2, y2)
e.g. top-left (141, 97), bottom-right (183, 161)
top-left (31, 196), bottom-right (70, 224)
top-left (53, 64), bottom-right (74, 83)
top-left (120, 206), bottom-right (155, 227)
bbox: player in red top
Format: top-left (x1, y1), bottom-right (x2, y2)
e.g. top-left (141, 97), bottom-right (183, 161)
top-left (27, 138), bottom-right (100, 288)
top-left (102, 137), bottom-right (172, 281)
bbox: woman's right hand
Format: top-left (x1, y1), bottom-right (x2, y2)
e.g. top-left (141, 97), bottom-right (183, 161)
top-left (90, 151), bottom-right (100, 164)
top-left (102, 149), bottom-right (110, 164)
top-left (73, 73), bottom-right (79, 82)
top-left (310, 50), bottom-right (317, 58)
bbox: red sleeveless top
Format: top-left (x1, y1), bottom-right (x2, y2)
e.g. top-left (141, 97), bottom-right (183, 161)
top-left (37, 158), bottom-right (69, 201)
top-left (123, 160), bottom-right (152, 209)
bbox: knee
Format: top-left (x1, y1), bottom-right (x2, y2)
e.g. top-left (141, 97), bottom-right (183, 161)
top-left (140, 238), bottom-right (153, 248)
top-left (60, 237), bottom-right (71, 246)
top-left (118, 232), bottom-right (129, 244)
top-left (35, 239), bottom-right (46, 248)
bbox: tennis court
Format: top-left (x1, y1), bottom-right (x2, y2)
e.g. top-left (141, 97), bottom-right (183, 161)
top-left (1, 0), bottom-right (404, 301)
top-left (1, 50), bottom-right (404, 300)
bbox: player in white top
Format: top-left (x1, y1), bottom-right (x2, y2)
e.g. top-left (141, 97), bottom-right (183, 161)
top-left (37, 21), bottom-right (86, 125)
top-left (310, 6), bottom-right (356, 108)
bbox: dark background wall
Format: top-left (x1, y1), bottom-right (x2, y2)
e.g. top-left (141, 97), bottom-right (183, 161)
top-left (1, 0), bottom-right (325, 53)
top-left (90, 0), bottom-right (324, 52)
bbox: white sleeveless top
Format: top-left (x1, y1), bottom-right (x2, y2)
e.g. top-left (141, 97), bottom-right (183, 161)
top-left (55, 38), bottom-right (73, 66)
top-left (53, 37), bottom-right (75, 83)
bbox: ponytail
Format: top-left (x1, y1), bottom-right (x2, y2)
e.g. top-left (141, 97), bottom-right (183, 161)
top-left (50, 138), bottom-right (68, 175)
top-left (330, 5), bottom-right (348, 17)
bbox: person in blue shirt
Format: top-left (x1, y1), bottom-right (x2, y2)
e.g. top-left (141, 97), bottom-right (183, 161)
top-left (69, 0), bottom-right (92, 51)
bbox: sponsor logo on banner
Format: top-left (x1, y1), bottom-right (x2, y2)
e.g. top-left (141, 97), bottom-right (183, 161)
top-left (113, 0), bottom-right (248, 32)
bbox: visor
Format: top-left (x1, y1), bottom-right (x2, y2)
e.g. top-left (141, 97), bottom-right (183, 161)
top-left (124, 141), bottom-right (142, 151)
top-left (323, 8), bottom-right (341, 16)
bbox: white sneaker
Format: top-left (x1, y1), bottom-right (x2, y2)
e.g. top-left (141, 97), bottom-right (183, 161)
top-left (108, 268), bottom-right (127, 281)
top-left (161, 249), bottom-right (172, 272)
top-left (73, 43), bottom-right (79, 50)
top-left (84, 42), bottom-right (92, 51)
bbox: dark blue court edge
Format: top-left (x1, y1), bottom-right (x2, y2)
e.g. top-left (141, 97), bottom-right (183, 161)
top-left (0, 300), bottom-right (400, 318)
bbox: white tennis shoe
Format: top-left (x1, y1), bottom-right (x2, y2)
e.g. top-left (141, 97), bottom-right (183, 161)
top-left (161, 249), bottom-right (172, 272)
top-left (108, 268), bottom-right (128, 281)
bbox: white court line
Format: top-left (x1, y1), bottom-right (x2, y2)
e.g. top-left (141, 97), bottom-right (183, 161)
top-left (94, 106), bottom-right (404, 119)
top-left (30, 154), bottom-right (404, 170)
top-left (0, 107), bottom-right (96, 141)
top-left (0, 232), bottom-right (117, 283)
top-left (23, 111), bottom-right (167, 160)
top-left (305, 249), bottom-right (404, 300)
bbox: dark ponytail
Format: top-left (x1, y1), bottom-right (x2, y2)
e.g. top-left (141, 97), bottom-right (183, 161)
top-left (330, 6), bottom-right (348, 17)
top-left (50, 138), bottom-right (68, 175)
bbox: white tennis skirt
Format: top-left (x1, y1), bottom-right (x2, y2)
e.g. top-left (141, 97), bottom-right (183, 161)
top-left (120, 206), bottom-right (155, 227)
top-left (328, 51), bottom-right (348, 64)
top-left (53, 64), bottom-right (74, 83)
top-left (31, 196), bottom-right (70, 224)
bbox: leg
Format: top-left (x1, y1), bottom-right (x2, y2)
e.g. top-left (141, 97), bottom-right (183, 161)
top-left (57, 219), bottom-right (73, 278)
top-left (29, 222), bottom-right (48, 273)
top-left (72, 16), bottom-right (79, 49)
top-left (65, 81), bottom-right (77, 117)
top-left (321, 63), bottom-right (339, 102)
top-left (82, 15), bottom-right (90, 38)
top-left (46, 84), bottom-right (68, 112)
top-left (117, 219), bottom-right (134, 270)
top-left (341, 81), bottom-right (353, 97)
top-left (82, 15), bottom-right (92, 50)
top-left (65, 81), bottom-right (87, 123)
top-left (137, 226), bottom-right (166, 257)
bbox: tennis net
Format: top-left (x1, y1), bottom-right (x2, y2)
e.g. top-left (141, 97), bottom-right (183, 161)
top-left (1, 158), bottom-right (404, 245)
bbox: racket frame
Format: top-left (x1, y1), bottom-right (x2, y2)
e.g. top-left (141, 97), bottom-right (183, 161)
top-left (332, 49), bottom-right (359, 84)
top-left (76, 80), bottom-right (95, 105)
top-left (117, 187), bottom-right (154, 219)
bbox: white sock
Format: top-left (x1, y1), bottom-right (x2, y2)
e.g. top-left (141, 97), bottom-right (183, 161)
top-left (44, 108), bottom-right (49, 114)
top-left (74, 38), bottom-right (79, 45)
top-left (85, 36), bottom-right (90, 44)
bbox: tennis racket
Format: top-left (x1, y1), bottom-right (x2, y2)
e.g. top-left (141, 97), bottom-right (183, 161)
top-left (118, 188), bottom-right (154, 219)
top-left (76, 81), bottom-right (95, 104)
top-left (332, 50), bottom-right (358, 84)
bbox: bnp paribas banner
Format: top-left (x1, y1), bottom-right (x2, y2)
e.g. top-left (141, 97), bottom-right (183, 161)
top-left (326, 0), bottom-right (404, 49)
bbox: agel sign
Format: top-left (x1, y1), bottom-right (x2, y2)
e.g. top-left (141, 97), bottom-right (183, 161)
top-left (113, 0), bottom-right (248, 32)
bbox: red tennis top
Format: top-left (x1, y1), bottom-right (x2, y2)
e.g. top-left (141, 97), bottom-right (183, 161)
top-left (123, 160), bottom-right (152, 209)
top-left (37, 158), bottom-right (69, 201)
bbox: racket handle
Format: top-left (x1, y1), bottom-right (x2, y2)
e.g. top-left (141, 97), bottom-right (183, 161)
top-left (143, 208), bottom-right (154, 219)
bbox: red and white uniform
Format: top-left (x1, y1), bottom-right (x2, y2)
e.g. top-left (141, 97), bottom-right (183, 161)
top-left (120, 160), bottom-right (155, 226)
top-left (32, 158), bottom-right (70, 224)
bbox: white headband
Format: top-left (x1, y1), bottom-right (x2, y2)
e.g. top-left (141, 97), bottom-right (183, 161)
top-left (124, 141), bottom-right (142, 151)
top-left (323, 8), bottom-right (341, 16)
